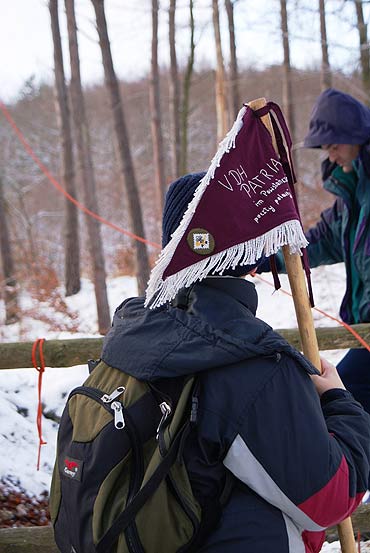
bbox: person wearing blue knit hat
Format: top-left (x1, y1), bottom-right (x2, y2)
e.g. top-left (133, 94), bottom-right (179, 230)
top-left (97, 164), bottom-right (370, 552)
top-left (260, 87), bottom-right (370, 415)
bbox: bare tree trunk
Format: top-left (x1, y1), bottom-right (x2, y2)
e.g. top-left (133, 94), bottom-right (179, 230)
top-left (225, 0), bottom-right (240, 119)
top-left (49, 0), bottom-right (81, 297)
top-left (212, 0), bottom-right (228, 142)
top-left (64, 0), bottom-right (110, 334)
top-left (180, 0), bottom-right (195, 175)
top-left (149, 0), bottom-right (167, 214)
top-left (354, 0), bottom-right (370, 104)
top-left (319, 0), bottom-right (332, 90)
top-left (279, 0), bottom-right (298, 181)
top-left (91, 0), bottom-right (150, 296)
top-left (0, 176), bottom-right (19, 324)
top-left (280, 0), bottom-right (295, 138)
top-left (169, 0), bottom-right (181, 179)
top-left (16, 190), bottom-right (38, 280)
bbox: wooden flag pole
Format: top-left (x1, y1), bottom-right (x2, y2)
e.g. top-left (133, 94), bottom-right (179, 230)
top-left (248, 98), bottom-right (356, 553)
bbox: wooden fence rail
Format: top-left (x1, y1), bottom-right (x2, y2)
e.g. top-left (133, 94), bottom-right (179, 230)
top-left (1, 324), bottom-right (370, 370)
top-left (0, 526), bottom-right (58, 553)
top-left (1, 503), bottom-right (369, 551)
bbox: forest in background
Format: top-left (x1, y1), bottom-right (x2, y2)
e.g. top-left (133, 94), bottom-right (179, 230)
top-left (0, 0), bottom-right (368, 334)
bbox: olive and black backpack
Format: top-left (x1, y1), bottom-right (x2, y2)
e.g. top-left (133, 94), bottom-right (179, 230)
top-left (49, 359), bottom-right (230, 553)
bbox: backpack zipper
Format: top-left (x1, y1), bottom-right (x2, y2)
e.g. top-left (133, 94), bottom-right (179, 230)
top-left (111, 401), bottom-right (125, 429)
top-left (101, 386), bottom-right (125, 403)
top-left (69, 386), bottom-right (126, 429)
top-left (156, 402), bottom-right (171, 440)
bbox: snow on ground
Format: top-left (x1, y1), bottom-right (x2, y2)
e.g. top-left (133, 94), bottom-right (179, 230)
top-left (254, 262), bottom-right (347, 366)
top-left (0, 264), bottom-right (361, 549)
top-left (0, 276), bottom-right (138, 342)
top-left (0, 276), bottom-right (138, 496)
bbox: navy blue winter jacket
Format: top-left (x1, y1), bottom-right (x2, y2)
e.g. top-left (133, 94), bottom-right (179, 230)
top-left (102, 277), bottom-right (370, 553)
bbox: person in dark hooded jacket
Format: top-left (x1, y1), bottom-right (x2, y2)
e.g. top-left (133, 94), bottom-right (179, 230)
top-left (259, 88), bottom-right (370, 415)
top-left (102, 173), bottom-right (370, 553)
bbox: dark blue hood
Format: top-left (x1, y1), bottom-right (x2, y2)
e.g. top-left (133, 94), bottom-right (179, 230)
top-left (101, 278), bottom-right (317, 381)
top-left (304, 88), bottom-right (370, 148)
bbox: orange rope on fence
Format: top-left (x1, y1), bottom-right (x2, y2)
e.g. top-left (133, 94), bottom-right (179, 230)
top-left (31, 338), bottom-right (47, 471)
top-left (255, 273), bottom-right (370, 352)
top-left (0, 100), bottom-right (160, 250)
top-left (2, 99), bottom-right (370, 352)
top-left (313, 305), bottom-right (370, 352)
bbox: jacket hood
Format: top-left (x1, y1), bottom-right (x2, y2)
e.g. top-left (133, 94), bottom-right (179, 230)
top-left (304, 88), bottom-right (370, 148)
top-left (101, 278), bottom-right (317, 381)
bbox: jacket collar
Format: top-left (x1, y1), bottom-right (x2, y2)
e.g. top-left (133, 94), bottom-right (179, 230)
top-left (201, 276), bottom-right (258, 315)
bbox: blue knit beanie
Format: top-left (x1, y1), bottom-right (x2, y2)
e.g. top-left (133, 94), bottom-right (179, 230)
top-left (162, 172), bottom-right (263, 277)
top-left (162, 172), bottom-right (206, 247)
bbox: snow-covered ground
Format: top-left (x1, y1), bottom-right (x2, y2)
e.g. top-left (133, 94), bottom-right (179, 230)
top-left (0, 276), bottom-right (138, 496)
top-left (0, 264), bottom-right (362, 551)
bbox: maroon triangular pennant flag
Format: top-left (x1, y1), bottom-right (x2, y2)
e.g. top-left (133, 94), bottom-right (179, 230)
top-left (145, 102), bottom-right (308, 309)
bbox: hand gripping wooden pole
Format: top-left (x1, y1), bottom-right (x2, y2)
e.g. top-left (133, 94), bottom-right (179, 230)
top-left (248, 98), bottom-right (356, 553)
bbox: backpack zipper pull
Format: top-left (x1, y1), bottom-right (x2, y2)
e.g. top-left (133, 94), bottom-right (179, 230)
top-left (111, 401), bottom-right (125, 429)
top-left (101, 386), bottom-right (125, 403)
top-left (156, 402), bottom-right (171, 440)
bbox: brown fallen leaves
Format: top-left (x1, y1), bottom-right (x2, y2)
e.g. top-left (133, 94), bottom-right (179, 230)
top-left (0, 483), bottom-right (50, 528)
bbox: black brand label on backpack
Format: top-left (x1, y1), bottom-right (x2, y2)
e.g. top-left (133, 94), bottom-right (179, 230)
top-left (63, 456), bottom-right (83, 481)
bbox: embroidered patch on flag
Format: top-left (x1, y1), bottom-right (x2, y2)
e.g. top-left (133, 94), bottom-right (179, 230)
top-left (187, 228), bottom-right (215, 255)
top-left (145, 101), bottom-right (308, 309)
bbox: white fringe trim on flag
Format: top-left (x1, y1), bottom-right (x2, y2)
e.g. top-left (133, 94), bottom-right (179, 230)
top-left (145, 219), bottom-right (308, 310)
